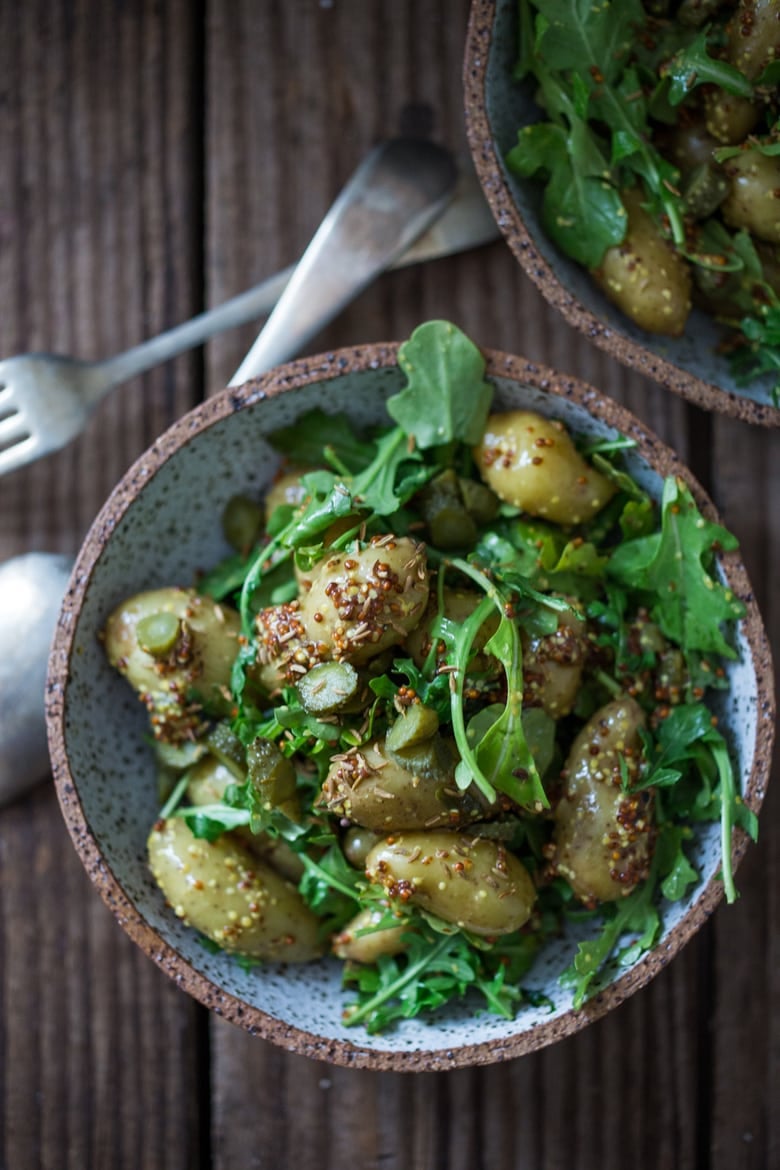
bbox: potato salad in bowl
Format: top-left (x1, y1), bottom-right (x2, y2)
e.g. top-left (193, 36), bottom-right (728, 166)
top-left (464, 0), bottom-right (780, 421)
top-left (48, 322), bottom-right (772, 1067)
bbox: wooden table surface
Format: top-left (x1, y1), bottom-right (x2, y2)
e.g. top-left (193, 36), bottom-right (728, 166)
top-left (1, 2), bottom-right (778, 1167)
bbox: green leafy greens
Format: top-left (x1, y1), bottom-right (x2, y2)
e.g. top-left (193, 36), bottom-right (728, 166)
top-left (147, 319), bottom-right (755, 1032)
top-left (508, 0), bottom-right (780, 401)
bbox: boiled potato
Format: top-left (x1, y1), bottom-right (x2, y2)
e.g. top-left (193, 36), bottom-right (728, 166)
top-left (721, 149), bottom-right (780, 245)
top-left (186, 756), bottom-right (304, 881)
top-left (553, 697), bottom-right (654, 906)
top-left (474, 411), bottom-right (616, 526)
top-left (148, 816), bottom-right (320, 961)
top-left (523, 602), bottom-right (588, 719)
top-left (332, 906), bottom-right (409, 963)
top-left (253, 536), bottom-right (429, 691)
top-left (703, 90), bottom-right (761, 145)
top-left (365, 830), bottom-right (536, 936)
top-left (725, 0), bottom-right (780, 78)
top-left (103, 587), bottom-right (240, 741)
top-left (320, 737), bottom-right (481, 832)
top-left (702, 2), bottom-right (778, 142)
top-left (591, 187), bottom-right (692, 336)
top-left (187, 755), bottom-right (239, 807)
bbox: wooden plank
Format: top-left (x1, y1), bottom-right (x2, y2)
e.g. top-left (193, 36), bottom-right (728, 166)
top-left (0, 789), bottom-right (206, 1169)
top-left (0, 0), bottom-right (206, 1165)
top-left (709, 417), bottom-right (779, 1170)
top-left (0, 0), bottom-right (205, 558)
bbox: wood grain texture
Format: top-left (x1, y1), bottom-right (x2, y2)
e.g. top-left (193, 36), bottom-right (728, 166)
top-left (0, 0), bottom-right (775, 1166)
top-left (0, 0), bottom-right (205, 560)
top-left (709, 417), bottom-right (780, 1170)
top-left (0, 1), bottom-right (206, 1167)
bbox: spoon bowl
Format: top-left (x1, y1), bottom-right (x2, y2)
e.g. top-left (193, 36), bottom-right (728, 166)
top-left (0, 553), bottom-right (74, 803)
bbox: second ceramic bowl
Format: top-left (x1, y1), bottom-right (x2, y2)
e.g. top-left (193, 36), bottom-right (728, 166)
top-left (464, 0), bottom-right (780, 425)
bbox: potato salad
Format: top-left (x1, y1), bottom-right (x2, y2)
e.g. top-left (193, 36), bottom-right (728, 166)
top-left (507, 0), bottom-right (780, 397)
top-left (102, 322), bottom-right (754, 1031)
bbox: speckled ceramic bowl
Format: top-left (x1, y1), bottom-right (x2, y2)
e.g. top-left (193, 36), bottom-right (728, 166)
top-left (464, 0), bottom-right (780, 426)
top-left (46, 344), bottom-right (774, 1070)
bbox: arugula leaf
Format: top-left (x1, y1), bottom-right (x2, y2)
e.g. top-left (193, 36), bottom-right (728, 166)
top-left (531, 0), bottom-right (641, 82)
top-left (657, 824), bottom-right (699, 902)
top-left (473, 619), bottom-right (545, 806)
top-left (270, 407), bottom-right (373, 472)
top-left (730, 295), bottom-right (780, 404)
top-left (508, 118), bottom-right (625, 268)
top-left (198, 552), bottom-right (252, 601)
top-left (607, 476), bottom-right (745, 659)
top-left (474, 522), bottom-right (563, 581)
top-left (386, 321), bottom-right (493, 448)
top-left (438, 558), bottom-right (549, 809)
top-left (560, 850), bottom-right (661, 1008)
top-left (638, 703), bottom-right (758, 903)
top-left (297, 844), bottom-right (363, 934)
top-left (176, 802), bottom-right (251, 841)
top-left (343, 916), bottom-right (542, 1032)
top-left (348, 427), bottom-right (429, 514)
top-left (388, 657), bottom-right (452, 721)
top-left (662, 28), bottom-right (754, 105)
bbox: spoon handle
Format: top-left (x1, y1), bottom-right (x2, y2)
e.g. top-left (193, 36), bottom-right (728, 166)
top-left (229, 138), bottom-right (457, 385)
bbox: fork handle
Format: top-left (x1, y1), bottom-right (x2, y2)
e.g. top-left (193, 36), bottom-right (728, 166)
top-left (91, 267), bottom-right (295, 391)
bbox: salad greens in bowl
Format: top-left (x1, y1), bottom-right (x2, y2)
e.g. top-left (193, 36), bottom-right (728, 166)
top-left (46, 322), bottom-right (773, 1070)
top-left (464, 0), bottom-right (780, 424)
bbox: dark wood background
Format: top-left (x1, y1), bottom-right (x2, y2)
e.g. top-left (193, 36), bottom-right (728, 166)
top-left (1, 2), bottom-right (777, 1167)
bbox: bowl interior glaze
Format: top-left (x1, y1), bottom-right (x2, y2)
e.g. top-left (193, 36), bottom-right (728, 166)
top-left (47, 346), bottom-right (774, 1070)
top-left (464, 0), bottom-right (780, 425)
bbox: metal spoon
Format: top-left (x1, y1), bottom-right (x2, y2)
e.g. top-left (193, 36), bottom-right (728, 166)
top-left (0, 553), bottom-right (75, 804)
top-left (0, 137), bottom-right (460, 804)
top-left (231, 137), bottom-right (457, 382)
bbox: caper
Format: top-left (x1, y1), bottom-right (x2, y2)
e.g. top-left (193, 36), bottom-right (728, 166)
top-left (677, 0), bottom-right (730, 26)
top-left (429, 506), bottom-right (478, 549)
top-left (416, 470), bottom-right (478, 549)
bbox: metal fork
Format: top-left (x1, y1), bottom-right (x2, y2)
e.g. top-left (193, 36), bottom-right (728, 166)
top-left (0, 144), bottom-right (493, 478)
top-left (0, 273), bottom-right (291, 476)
